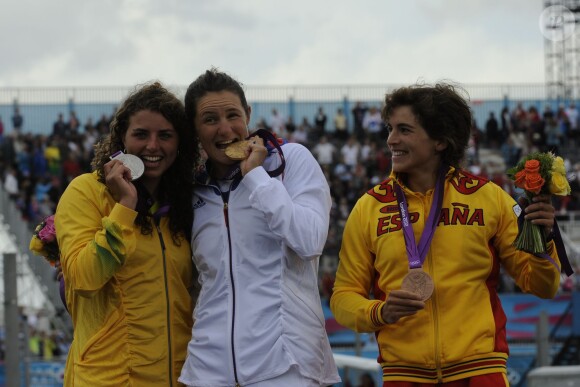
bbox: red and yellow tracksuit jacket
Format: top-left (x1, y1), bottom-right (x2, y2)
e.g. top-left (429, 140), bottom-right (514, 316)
top-left (330, 168), bottom-right (561, 384)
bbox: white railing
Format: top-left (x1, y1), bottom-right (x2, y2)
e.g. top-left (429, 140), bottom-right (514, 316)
top-left (333, 353), bottom-right (382, 386)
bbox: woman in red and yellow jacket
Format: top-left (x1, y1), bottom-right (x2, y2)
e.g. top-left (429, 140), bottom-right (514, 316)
top-left (330, 83), bottom-right (562, 386)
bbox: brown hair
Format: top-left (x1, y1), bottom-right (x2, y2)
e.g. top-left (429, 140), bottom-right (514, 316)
top-left (91, 81), bottom-right (197, 243)
top-left (382, 82), bottom-right (472, 170)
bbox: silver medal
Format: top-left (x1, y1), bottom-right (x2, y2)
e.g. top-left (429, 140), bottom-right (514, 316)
top-left (111, 152), bottom-right (144, 181)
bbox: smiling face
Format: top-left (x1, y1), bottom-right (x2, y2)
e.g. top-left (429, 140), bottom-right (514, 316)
top-left (386, 106), bottom-right (446, 192)
top-left (123, 109), bottom-right (178, 192)
top-left (194, 91), bottom-right (251, 178)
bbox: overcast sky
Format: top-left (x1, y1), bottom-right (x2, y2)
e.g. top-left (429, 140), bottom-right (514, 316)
top-left (0, 0), bottom-right (552, 88)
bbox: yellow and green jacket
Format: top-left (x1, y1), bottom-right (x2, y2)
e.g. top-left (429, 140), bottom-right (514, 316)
top-left (56, 172), bottom-right (194, 386)
top-left (330, 167), bottom-right (561, 384)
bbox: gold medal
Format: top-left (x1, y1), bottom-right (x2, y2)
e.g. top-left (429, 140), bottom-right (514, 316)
top-left (401, 268), bottom-right (434, 301)
top-left (224, 140), bottom-right (250, 160)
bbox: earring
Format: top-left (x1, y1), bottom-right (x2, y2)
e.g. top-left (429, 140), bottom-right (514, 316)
top-left (123, 148), bottom-right (127, 153)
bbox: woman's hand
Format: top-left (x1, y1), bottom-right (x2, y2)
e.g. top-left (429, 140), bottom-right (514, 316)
top-left (104, 159), bottom-right (138, 209)
top-left (381, 289), bottom-right (425, 324)
top-left (522, 194), bottom-right (555, 236)
top-left (240, 135), bottom-right (268, 176)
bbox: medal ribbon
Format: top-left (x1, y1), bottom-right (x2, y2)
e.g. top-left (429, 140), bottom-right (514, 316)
top-left (394, 167), bottom-right (446, 270)
top-left (517, 205), bottom-right (573, 276)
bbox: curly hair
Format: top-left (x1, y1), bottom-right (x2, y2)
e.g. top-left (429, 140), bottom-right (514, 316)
top-left (91, 81), bottom-right (197, 244)
top-left (381, 82), bottom-right (473, 170)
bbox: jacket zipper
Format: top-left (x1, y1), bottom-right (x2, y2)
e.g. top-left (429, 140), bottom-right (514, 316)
top-left (221, 191), bottom-right (240, 386)
top-left (423, 194), bottom-right (442, 384)
top-left (429, 259), bottom-right (442, 383)
top-left (155, 222), bottom-right (174, 387)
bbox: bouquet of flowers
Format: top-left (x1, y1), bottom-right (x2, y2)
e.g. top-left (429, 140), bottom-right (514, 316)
top-left (506, 151), bottom-right (571, 254)
top-left (29, 214), bottom-right (60, 265)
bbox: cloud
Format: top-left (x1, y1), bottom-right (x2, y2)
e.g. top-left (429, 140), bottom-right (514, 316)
top-left (0, 0), bottom-right (550, 87)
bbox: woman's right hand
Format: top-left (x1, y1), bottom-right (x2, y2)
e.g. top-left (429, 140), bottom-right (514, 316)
top-left (381, 289), bottom-right (425, 324)
top-left (104, 159), bottom-right (138, 209)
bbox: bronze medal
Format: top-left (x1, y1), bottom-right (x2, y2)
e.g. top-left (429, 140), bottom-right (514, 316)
top-left (401, 269), bottom-right (434, 301)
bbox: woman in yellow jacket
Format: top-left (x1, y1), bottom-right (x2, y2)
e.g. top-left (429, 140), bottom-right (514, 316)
top-left (330, 83), bottom-right (563, 386)
top-left (55, 82), bottom-right (197, 386)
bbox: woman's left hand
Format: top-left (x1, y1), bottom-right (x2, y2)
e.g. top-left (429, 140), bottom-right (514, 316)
top-left (240, 135), bottom-right (268, 176)
top-left (523, 194), bottom-right (555, 235)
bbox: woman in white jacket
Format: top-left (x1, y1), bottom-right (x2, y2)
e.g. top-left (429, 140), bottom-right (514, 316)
top-left (179, 68), bottom-right (340, 387)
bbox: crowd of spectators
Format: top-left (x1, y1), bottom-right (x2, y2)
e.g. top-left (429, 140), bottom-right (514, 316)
top-left (1, 101), bottom-right (580, 311)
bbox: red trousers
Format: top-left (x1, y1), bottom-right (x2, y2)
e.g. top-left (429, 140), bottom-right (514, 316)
top-left (383, 373), bottom-right (509, 387)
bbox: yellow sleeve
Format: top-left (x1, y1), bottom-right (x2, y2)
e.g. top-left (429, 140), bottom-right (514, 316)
top-left (56, 174), bottom-right (138, 298)
top-left (494, 189), bottom-right (561, 299)
top-left (330, 201), bottom-right (387, 332)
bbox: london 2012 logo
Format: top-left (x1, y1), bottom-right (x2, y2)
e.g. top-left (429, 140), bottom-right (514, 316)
top-left (539, 5), bottom-right (576, 42)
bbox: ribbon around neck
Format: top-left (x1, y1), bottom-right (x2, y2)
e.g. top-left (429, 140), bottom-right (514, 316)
top-left (516, 205), bottom-right (573, 277)
top-left (394, 167), bottom-right (446, 270)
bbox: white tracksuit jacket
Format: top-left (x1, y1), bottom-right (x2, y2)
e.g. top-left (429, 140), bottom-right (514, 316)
top-left (179, 143), bottom-right (340, 387)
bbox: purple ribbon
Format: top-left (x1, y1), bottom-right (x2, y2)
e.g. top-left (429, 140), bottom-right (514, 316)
top-left (517, 207), bottom-right (573, 276)
top-left (394, 167), bottom-right (446, 269)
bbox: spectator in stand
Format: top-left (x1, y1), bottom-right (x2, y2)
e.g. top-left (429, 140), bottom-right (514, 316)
top-left (254, 117), bottom-right (270, 132)
top-left (314, 106), bottom-right (328, 140)
top-left (485, 111), bottom-right (500, 148)
top-left (96, 113), bottom-right (112, 135)
top-left (508, 125), bottom-right (527, 164)
top-left (268, 108), bottom-right (286, 137)
top-left (500, 135), bottom-right (520, 169)
top-left (299, 116), bottom-right (316, 145)
top-left (15, 140), bottom-right (32, 179)
top-left (528, 106), bottom-right (545, 152)
top-left (334, 107), bottom-right (349, 142)
top-left (31, 136), bottom-right (49, 177)
top-left (340, 135), bottom-right (360, 171)
top-left (3, 165), bottom-right (19, 200)
top-left (68, 111), bottom-right (81, 133)
top-left (44, 139), bottom-right (62, 177)
top-left (565, 102), bottom-right (579, 146)
top-left (556, 104), bottom-right (569, 146)
top-left (83, 119), bottom-right (99, 162)
top-left (12, 107), bottom-right (23, 132)
top-left (543, 105), bottom-right (560, 154)
top-left (312, 135), bottom-right (337, 170)
top-left (500, 106), bottom-right (512, 143)
top-left (285, 115), bottom-right (296, 138)
top-left (362, 106), bottom-right (383, 143)
top-left (360, 137), bottom-right (372, 164)
top-left (53, 113), bottom-right (69, 138)
top-left (292, 118), bottom-right (309, 145)
top-left (61, 152), bottom-right (83, 184)
top-left (512, 102), bottom-right (527, 131)
top-left (34, 175), bottom-right (53, 204)
top-left (352, 101), bottom-right (368, 142)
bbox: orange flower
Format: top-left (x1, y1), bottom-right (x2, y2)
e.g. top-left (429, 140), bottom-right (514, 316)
top-left (524, 159), bottom-right (541, 174)
top-left (514, 169), bottom-right (527, 189)
top-left (513, 160), bottom-right (545, 194)
top-left (525, 173), bottom-right (545, 194)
